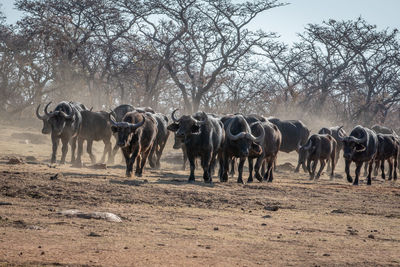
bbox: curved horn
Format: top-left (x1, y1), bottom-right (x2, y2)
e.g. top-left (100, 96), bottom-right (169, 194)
top-left (226, 118), bottom-right (247, 141)
top-left (44, 102), bottom-right (52, 116)
top-left (109, 110), bottom-right (118, 126)
top-left (303, 139), bottom-right (312, 150)
top-left (59, 110), bottom-right (74, 120)
top-left (337, 126), bottom-right (346, 141)
top-left (171, 109), bottom-right (180, 122)
top-left (128, 114), bottom-right (146, 131)
top-left (36, 104), bottom-right (46, 120)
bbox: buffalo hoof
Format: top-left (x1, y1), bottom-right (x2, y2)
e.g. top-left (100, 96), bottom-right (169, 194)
top-left (347, 176), bottom-right (353, 183)
top-left (237, 178), bottom-right (244, 184)
top-left (204, 178), bottom-right (212, 184)
top-left (294, 169), bottom-right (299, 173)
top-left (188, 178), bottom-right (195, 183)
top-left (353, 181), bottom-right (359, 186)
top-left (267, 178), bottom-right (273, 183)
top-left (255, 173), bottom-right (263, 182)
top-left (125, 172), bottom-right (132, 178)
top-left (135, 173), bottom-right (142, 177)
top-left (247, 177), bottom-right (253, 183)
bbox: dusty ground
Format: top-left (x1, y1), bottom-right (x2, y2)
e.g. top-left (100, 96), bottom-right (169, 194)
top-left (0, 124), bottom-right (400, 266)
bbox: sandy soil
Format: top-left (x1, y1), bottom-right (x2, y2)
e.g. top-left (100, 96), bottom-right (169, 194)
top-left (0, 124), bottom-right (399, 266)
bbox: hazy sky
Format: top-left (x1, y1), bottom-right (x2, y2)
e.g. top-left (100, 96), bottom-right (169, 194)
top-left (1, 0), bottom-right (399, 44)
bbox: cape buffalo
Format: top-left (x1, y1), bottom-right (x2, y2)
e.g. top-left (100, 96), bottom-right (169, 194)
top-left (111, 111), bottom-right (157, 177)
top-left (43, 101), bottom-right (85, 164)
top-left (220, 115), bottom-right (265, 183)
top-left (339, 125), bottom-right (378, 185)
top-left (298, 134), bottom-right (337, 180)
top-left (167, 110), bottom-right (224, 183)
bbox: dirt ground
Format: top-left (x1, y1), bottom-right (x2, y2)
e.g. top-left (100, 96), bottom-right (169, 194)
top-left (0, 124), bottom-right (400, 266)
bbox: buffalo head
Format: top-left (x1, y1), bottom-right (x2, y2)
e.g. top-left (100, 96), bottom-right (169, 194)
top-left (36, 103), bottom-right (52, 134)
top-left (167, 109), bottom-right (205, 139)
top-left (339, 128), bottom-right (367, 160)
top-left (45, 102), bottom-right (75, 136)
top-left (111, 114), bottom-right (146, 148)
top-left (226, 116), bottom-right (265, 157)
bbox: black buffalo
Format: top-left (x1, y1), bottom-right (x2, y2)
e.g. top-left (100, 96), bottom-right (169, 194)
top-left (75, 110), bottom-right (113, 166)
top-left (374, 134), bottom-right (398, 181)
top-left (167, 110), bottom-right (224, 183)
top-left (43, 101), bottom-right (85, 164)
top-left (267, 118), bottom-right (310, 172)
top-left (111, 111), bottom-right (158, 177)
top-left (318, 126), bottom-right (346, 169)
top-left (148, 113), bottom-right (170, 169)
top-left (220, 114), bottom-right (265, 183)
top-left (298, 134), bottom-right (337, 180)
top-left (247, 121), bottom-right (281, 183)
top-left (339, 125), bottom-right (378, 185)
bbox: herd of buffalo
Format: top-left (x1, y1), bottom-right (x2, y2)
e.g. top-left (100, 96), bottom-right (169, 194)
top-left (35, 101), bottom-right (399, 186)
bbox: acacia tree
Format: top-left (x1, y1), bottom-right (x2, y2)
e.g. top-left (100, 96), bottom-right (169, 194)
top-left (139, 0), bottom-right (284, 112)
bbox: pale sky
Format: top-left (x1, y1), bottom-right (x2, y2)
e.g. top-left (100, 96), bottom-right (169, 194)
top-left (1, 0), bottom-right (399, 44)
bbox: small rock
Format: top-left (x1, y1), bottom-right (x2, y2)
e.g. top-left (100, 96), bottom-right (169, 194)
top-left (261, 223), bottom-right (267, 226)
top-left (7, 157), bottom-right (23, 165)
top-left (124, 246), bottom-right (128, 249)
top-left (0, 202), bottom-right (12, 206)
top-left (323, 253), bottom-right (330, 256)
top-left (262, 215), bottom-right (272, 219)
top-left (331, 209), bottom-right (345, 214)
top-left (213, 227), bottom-right (219, 231)
top-left (205, 246), bottom-right (211, 249)
top-left (50, 173), bottom-right (62, 180)
top-left (264, 206), bottom-right (279, 211)
top-left (38, 246), bottom-right (41, 248)
top-left (41, 251), bottom-right (45, 255)
top-left (368, 234), bottom-right (375, 239)
top-left (88, 232), bottom-right (101, 237)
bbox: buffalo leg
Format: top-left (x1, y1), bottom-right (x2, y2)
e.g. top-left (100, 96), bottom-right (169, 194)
top-left (122, 149), bottom-right (132, 177)
top-left (354, 161), bottom-right (363, 185)
top-left (230, 158), bottom-right (235, 177)
top-left (70, 136), bottom-right (77, 164)
top-left (100, 139), bottom-right (111, 164)
top-left (247, 158), bottom-right (254, 183)
top-left (104, 139), bottom-right (113, 164)
top-left (330, 151), bottom-right (336, 179)
top-left (86, 140), bottom-right (96, 164)
top-left (182, 146), bottom-right (187, 171)
top-left (51, 134), bottom-right (60, 164)
top-left (345, 159), bottom-right (353, 183)
top-left (220, 153), bottom-right (231, 182)
top-left (201, 153), bottom-right (212, 183)
top-left (148, 143), bottom-right (157, 168)
top-left (265, 158), bottom-right (274, 182)
top-left (363, 161), bottom-right (368, 177)
top-left (237, 157), bottom-right (246, 184)
top-left (388, 158), bottom-right (393, 181)
top-left (60, 137), bottom-right (69, 164)
top-left (137, 148), bottom-right (151, 177)
top-left (374, 160), bottom-right (380, 176)
top-left (310, 160), bottom-right (317, 180)
top-left (75, 138), bottom-right (84, 167)
top-left (366, 160), bottom-right (373, 185)
top-left (188, 153), bottom-right (196, 182)
top-left (254, 157), bottom-right (264, 182)
top-left (381, 159), bottom-right (386, 180)
top-left (315, 159), bottom-right (325, 179)
top-left (394, 154), bottom-right (398, 181)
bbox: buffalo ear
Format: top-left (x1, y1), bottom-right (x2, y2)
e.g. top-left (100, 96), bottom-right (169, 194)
top-left (355, 144), bottom-right (366, 152)
top-left (111, 126), bottom-right (118, 133)
top-left (167, 123), bottom-right (180, 132)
